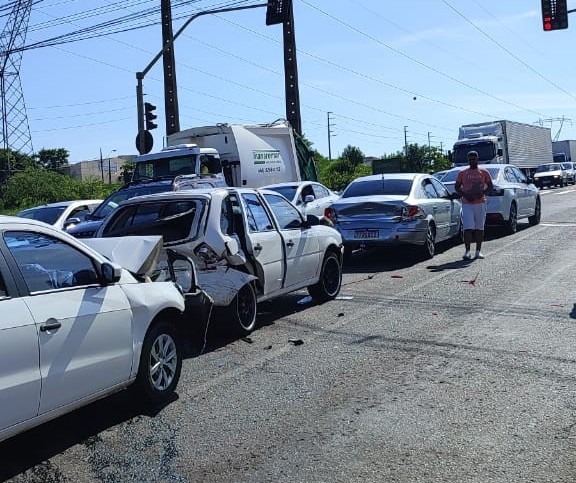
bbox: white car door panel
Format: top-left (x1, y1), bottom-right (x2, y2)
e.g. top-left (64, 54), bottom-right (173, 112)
top-left (0, 298), bottom-right (41, 431)
top-left (23, 286), bottom-right (133, 414)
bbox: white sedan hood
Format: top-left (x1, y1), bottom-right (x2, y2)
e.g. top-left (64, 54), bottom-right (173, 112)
top-left (83, 236), bottom-right (163, 279)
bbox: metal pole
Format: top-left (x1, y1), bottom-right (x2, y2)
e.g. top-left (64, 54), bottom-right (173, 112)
top-left (283, 1), bottom-right (302, 134)
top-left (404, 126), bottom-right (408, 155)
top-left (161, 0), bottom-right (180, 136)
top-left (327, 111), bottom-right (332, 161)
top-left (108, 156), bottom-right (112, 185)
top-left (99, 147), bottom-right (104, 183)
top-left (136, 73), bottom-right (145, 154)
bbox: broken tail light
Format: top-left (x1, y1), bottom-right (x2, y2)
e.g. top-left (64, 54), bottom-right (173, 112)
top-left (324, 207), bottom-right (337, 223)
top-left (401, 205), bottom-right (421, 221)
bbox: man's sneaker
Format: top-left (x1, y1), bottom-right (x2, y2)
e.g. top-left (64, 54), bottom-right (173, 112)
top-left (463, 250), bottom-right (472, 260)
top-left (475, 250), bottom-right (485, 259)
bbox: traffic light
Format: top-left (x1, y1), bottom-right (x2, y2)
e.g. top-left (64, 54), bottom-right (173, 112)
top-left (144, 102), bottom-right (157, 130)
top-left (541, 0), bottom-right (568, 31)
top-left (266, 0), bottom-right (292, 25)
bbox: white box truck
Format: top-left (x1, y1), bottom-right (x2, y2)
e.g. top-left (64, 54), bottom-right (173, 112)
top-left (452, 120), bottom-right (553, 177)
top-left (167, 121), bottom-right (317, 188)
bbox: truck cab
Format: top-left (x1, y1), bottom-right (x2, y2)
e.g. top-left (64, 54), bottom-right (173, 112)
top-left (453, 134), bottom-right (503, 167)
top-left (131, 144), bottom-right (225, 187)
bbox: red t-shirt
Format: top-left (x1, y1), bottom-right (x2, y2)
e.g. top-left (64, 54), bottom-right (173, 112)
top-left (456, 168), bottom-right (492, 204)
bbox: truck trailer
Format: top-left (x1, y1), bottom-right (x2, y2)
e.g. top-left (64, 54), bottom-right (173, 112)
top-left (552, 140), bottom-right (576, 164)
top-left (453, 120), bottom-right (553, 177)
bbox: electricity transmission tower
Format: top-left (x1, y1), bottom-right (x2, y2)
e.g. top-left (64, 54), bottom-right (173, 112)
top-left (0, 0), bottom-right (33, 177)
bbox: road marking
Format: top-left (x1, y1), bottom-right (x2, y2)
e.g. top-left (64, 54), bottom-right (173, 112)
top-left (540, 222), bottom-right (576, 227)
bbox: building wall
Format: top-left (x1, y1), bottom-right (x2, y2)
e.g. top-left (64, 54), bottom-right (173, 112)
top-left (69, 155), bottom-right (135, 184)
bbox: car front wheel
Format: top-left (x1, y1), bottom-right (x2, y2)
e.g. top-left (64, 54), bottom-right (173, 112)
top-left (133, 321), bottom-right (182, 404)
top-left (308, 251), bottom-right (342, 303)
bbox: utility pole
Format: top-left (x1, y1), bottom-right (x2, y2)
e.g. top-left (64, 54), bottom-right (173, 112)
top-left (160, 0), bottom-right (180, 136)
top-left (327, 111), bottom-right (333, 161)
top-left (99, 148), bottom-right (104, 183)
top-left (427, 132), bottom-right (431, 149)
top-left (282, 1), bottom-right (301, 134)
top-left (404, 126), bottom-right (408, 156)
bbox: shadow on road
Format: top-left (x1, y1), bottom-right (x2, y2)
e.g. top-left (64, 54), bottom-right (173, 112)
top-left (0, 391), bottom-right (175, 482)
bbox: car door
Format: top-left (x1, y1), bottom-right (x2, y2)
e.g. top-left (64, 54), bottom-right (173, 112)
top-left (263, 193), bottom-right (321, 288)
top-left (3, 230), bottom-right (134, 415)
top-left (239, 192), bottom-right (284, 295)
top-left (511, 166), bottom-right (537, 216)
top-left (0, 253), bottom-right (41, 433)
top-left (311, 183), bottom-right (336, 218)
top-left (431, 177), bottom-right (460, 238)
top-left (421, 178), bottom-right (450, 240)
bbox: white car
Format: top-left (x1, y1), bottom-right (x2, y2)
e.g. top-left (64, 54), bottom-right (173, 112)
top-left (0, 216), bottom-right (189, 443)
top-left (442, 164), bottom-right (541, 234)
top-left (17, 199), bottom-right (103, 230)
top-left (96, 187), bottom-right (344, 335)
top-left (533, 163), bottom-right (568, 188)
top-left (261, 181), bottom-right (340, 219)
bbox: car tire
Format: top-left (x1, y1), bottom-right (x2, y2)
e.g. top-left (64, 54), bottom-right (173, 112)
top-left (506, 202), bottom-right (518, 235)
top-left (133, 321), bottom-right (182, 405)
top-left (308, 251), bottom-right (342, 303)
top-left (528, 197), bottom-right (541, 226)
top-left (420, 223), bottom-right (436, 259)
top-left (228, 282), bottom-right (257, 335)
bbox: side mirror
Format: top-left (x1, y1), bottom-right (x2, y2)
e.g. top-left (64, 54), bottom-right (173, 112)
top-left (63, 217), bottom-right (81, 228)
top-left (101, 262), bottom-right (121, 285)
top-left (305, 214), bottom-right (321, 227)
top-left (497, 148), bottom-right (503, 156)
top-left (166, 249), bottom-right (197, 293)
top-left (225, 237), bottom-right (247, 266)
top-left (448, 191), bottom-right (461, 200)
top-left (303, 194), bottom-right (315, 204)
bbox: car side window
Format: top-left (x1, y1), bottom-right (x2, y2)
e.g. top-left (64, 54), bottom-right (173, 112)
top-left (511, 167), bottom-right (527, 184)
top-left (241, 194), bottom-right (274, 232)
top-left (0, 270), bottom-right (7, 298)
top-left (312, 184), bottom-right (329, 199)
top-left (301, 184), bottom-right (315, 202)
top-left (430, 178), bottom-right (449, 198)
top-left (422, 179), bottom-right (439, 199)
top-left (263, 193), bottom-right (303, 229)
top-left (4, 231), bottom-right (99, 293)
top-left (504, 168), bottom-right (517, 183)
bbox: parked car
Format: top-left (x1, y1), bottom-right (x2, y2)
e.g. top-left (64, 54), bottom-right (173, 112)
top-left (561, 162), bottom-right (576, 184)
top-left (67, 179), bottom-right (184, 238)
top-left (261, 181), bottom-right (340, 219)
top-left (324, 173), bottom-right (462, 259)
top-left (532, 163), bottom-right (568, 188)
top-left (441, 164), bottom-right (541, 234)
top-left (17, 199), bottom-right (102, 230)
top-left (96, 187), bottom-right (344, 335)
top-left (0, 216), bottom-right (191, 443)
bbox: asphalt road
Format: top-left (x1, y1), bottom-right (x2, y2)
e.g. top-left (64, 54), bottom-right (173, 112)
top-left (3, 185), bottom-right (576, 483)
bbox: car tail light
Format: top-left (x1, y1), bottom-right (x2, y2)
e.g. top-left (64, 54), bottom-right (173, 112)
top-left (401, 205), bottom-right (421, 221)
top-left (324, 207), bottom-right (337, 223)
top-left (194, 243), bottom-right (220, 265)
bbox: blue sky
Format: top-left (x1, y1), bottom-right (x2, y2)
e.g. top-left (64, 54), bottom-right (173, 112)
top-left (15, 0), bottom-right (576, 164)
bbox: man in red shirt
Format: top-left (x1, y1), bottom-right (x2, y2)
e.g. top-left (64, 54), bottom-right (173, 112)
top-left (454, 151), bottom-right (493, 260)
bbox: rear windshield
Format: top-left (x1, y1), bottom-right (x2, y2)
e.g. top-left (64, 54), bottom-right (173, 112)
top-left (342, 179), bottom-right (412, 198)
top-left (92, 184), bottom-right (173, 220)
top-left (17, 206), bottom-right (66, 225)
top-left (101, 199), bottom-right (206, 243)
top-left (442, 167), bottom-right (500, 183)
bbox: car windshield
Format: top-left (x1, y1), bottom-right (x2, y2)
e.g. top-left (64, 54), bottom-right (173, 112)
top-left (536, 164), bottom-right (562, 173)
top-left (132, 155), bottom-right (200, 181)
top-left (441, 167), bottom-right (500, 183)
top-left (266, 186), bottom-right (297, 202)
top-left (17, 206), bottom-right (66, 225)
top-left (342, 179), bottom-right (413, 198)
top-left (91, 184), bottom-right (173, 220)
top-left (453, 142), bottom-right (495, 164)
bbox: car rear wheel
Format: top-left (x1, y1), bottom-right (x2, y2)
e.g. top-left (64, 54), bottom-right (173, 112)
top-left (420, 223), bottom-right (436, 259)
top-left (528, 197), bottom-right (541, 226)
top-left (229, 282), bottom-right (257, 335)
top-left (133, 321), bottom-right (182, 405)
top-left (308, 251), bottom-right (342, 303)
top-left (506, 202), bottom-right (518, 234)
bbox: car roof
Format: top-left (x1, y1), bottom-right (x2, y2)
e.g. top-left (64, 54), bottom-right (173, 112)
top-left (262, 181), bottom-right (315, 188)
top-left (18, 199), bottom-right (102, 210)
top-left (352, 173), bottom-right (422, 182)
top-left (0, 214), bottom-right (61, 229)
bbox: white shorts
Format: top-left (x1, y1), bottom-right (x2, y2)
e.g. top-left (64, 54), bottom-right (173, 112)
top-left (462, 202), bottom-right (487, 230)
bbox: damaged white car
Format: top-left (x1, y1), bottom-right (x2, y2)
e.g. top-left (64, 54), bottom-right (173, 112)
top-left (0, 216), bottom-right (193, 443)
top-left (96, 187), bottom-right (344, 335)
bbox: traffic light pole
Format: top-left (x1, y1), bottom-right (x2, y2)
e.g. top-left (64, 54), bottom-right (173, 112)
top-left (282, 1), bottom-right (302, 135)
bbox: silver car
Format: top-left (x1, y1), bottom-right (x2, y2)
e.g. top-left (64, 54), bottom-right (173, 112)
top-left (442, 164), bottom-right (541, 234)
top-left (325, 173), bottom-right (462, 259)
top-left (533, 162), bottom-right (568, 188)
top-left (17, 199), bottom-right (102, 230)
top-left (261, 181), bottom-right (340, 219)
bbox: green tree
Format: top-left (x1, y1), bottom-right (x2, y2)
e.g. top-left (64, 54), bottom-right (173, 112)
top-left (0, 149), bottom-right (38, 181)
top-left (341, 145), bottom-right (365, 166)
top-left (119, 161), bottom-right (135, 183)
top-left (36, 148), bottom-right (70, 172)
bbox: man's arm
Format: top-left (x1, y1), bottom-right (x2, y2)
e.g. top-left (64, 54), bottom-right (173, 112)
top-left (482, 171), bottom-right (493, 194)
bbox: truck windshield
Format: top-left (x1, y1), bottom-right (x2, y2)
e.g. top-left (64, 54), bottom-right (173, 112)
top-left (453, 142), bottom-right (496, 165)
top-left (132, 155), bottom-right (197, 181)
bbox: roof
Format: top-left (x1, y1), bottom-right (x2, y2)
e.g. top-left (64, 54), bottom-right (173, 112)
top-left (352, 173), bottom-right (422, 182)
top-left (18, 199), bottom-right (102, 210)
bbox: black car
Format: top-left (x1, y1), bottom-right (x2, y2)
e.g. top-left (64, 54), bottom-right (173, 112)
top-left (66, 179), bottom-right (179, 238)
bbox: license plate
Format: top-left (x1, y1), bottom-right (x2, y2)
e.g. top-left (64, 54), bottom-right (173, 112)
top-left (354, 229), bottom-right (379, 239)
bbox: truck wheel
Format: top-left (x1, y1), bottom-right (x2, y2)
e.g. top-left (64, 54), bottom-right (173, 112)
top-left (133, 321), bottom-right (182, 405)
top-left (228, 283), bottom-right (257, 335)
top-left (528, 197), bottom-right (541, 226)
top-left (506, 203), bottom-right (518, 234)
top-left (308, 251), bottom-right (342, 303)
